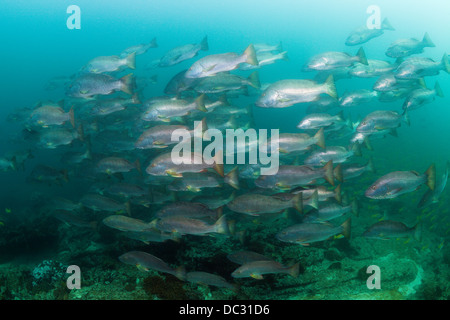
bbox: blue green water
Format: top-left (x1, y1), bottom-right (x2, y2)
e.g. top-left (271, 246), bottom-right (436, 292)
top-left (0, 0), bottom-right (449, 300)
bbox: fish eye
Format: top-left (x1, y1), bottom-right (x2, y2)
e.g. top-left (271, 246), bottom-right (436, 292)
top-left (370, 185), bottom-right (376, 190)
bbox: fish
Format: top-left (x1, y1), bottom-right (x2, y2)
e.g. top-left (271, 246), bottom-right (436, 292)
top-left (256, 75), bottom-right (337, 108)
top-left (90, 94), bottom-right (140, 116)
top-left (102, 215), bottom-right (152, 232)
top-left (158, 36), bottom-right (209, 67)
top-left (38, 127), bottom-right (83, 149)
top-left (193, 71), bottom-right (260, 93)
top-left (29, 104), bottom-right (75, 128)
top-left (66, 73), bottom-right (135, 99)
top-left (418, 161), bottom-right (449, 208)
top-left (231, 260), bottom-right (299, 279)
top-left (386, 32), bottom-right (435, 58)
top-left (253, 42), bottom-right (283, 53)
top-left (394, 54), bottom-right (450, 80)
top-left (303, 47), bottom-right (368, 71)
top-left (350, 59), bottom-right (397, 78)
top-left (155, 201), bottom-right (219, 220)
top-left (365, 164), bottom-right (436, 199)
top-left (105, 182), bottom-right (147, 198)
top-left (297, 111), bottom-right (345, 130)
top-left (260, 128), bottom-right (325, 154)
top-left (356, 110), bottom-right (409, 134)
top-left (255, 160), bottom-right (337, 189)
top-left (192, 191), bottom-right (235, 210)
top-left (239, 51), bottom-right (288, 70)
top-left (27, 164), bottom-right (68, 185)
top-left (120, 38), bottom-right (158, 57)
top-left (52, 211), bottom-right (97, 229)
top-left (226, 192), bottom-right (303, 216)
top-left (119, 251), bottom-right (185, 280)
top-left (83, 53), bottom-right (136, 74)
top-left (96, 157), bottom-right (141, 175)
top-left (0, 156), bottom-right (17, 172)
top-left (168, 169), bottom-right (239, 192)
top-left (141, 95), bottom-right (207, 122)
top-left (186, 271), bottom-right (236, 290)
top-left (302, 200), bottom-right (358, 222)
top-left (227, 250), bottom-right (272, 265)
top-left (363, 220), bottom-right (421, 241)
top-left (373, 73), bottom-right (425, 92)
top-left (304, 145), bottom-right (360, 167)
top-left (335, 158), bottom-right (375, 181)
top-left (185, 44), bottom-right (258, 78)
top-left (154, 214), bottom-right (230, 236)
top-left (338, 89), bottom-right (378, 108)
top-left (164, 69), bottom-right (200, 95)
top-left (276, 218), bottom-right (351, 245)
top-left (345, 18), bottom-right (395, 46)
top-left (79, 193), bottom-right (130, 214)
top-left (402, 82), bottom-right (444, 112)
top-left (123, 229), bottom-right (178, 244)
top-left (145, 151), bottom-right (224, 178)
top-left (134, 119), bottom-right (205, 149)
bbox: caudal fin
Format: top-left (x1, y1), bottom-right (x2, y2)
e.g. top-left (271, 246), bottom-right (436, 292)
top-left (340, 218), bottom-right (352, 239)
top-left (381, 18), bottom-right (395, 31)
top-left (441, 54), bottom-right (450, 74)
top-left (247, 71), bottom-right (261, 89)
top-left (288, 262), bottom-right (300, 278)
top-left (68, 106), bottom-right (75, 128)
top-left (422, 32), bottom-right (435, 48)
top-left (334, 163), bottom-right (344, 183)
top-left (434, 81), bottom-right (444, 98)
top-left (126, 52), bottom-right (136, 70)
top-left (225, 167), bottom-right (240, 190)
top-left (314, 127), bottom-right (326, 149)
top-left (194, 94), bottom-right (207, 112)
top-left (243, 44), bottom-right (259, 66)
top-left (214, 214), bottom-right (230, 235)
top-left (425, 163), bottom-right (436, 191)
top-left (324, 75), bottom-right (338, 99)
top-left (323, 160), bottom-right (335, 186)
top-left (119, 73), bottom-right (135, 95)
top-left (356, 47), bottom-right (368, 65)
top-left (200, 36), bottom-right (209, 51)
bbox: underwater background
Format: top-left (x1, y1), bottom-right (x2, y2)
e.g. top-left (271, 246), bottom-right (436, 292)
top-left (0, 0), bottom-right (449, 300)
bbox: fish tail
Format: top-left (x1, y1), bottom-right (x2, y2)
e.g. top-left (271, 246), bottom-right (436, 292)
top-left (441, 54), bottom-right (450, 74)
top-left (279, 51), bottom-right (289, 61)
top-left (324, 75), bottom-right (338, 99)
top-left (333, 163), bottom-right (344, 184)
top-left (340, 217), bottom-right (352, 239)
top-left (200, 35), bottom-right (209, 51)
top-left (351, 142), bottom-right (362, 157)
top-left (413, 223), bottom-right (422, 242)
top-left (10, 156), bottom-right (17, 171)
top-left (194, 93), bottom-right (207, 112)
top-left (126, 52), bottom-right (136, 70)
top-left (77, 123), bottom-right (85, 142)
top-left (68, 106), bottom-right (75, 128)
top-left (214, 214), bottom-right (230, 235)
top-left (289, 262), bottom-right (300, 278)
top-left (243, 44), bottom-right (259, 66)
top-left (425, 163), bottom-right (436, 191)
top-left (293, 192), bottom-right (303, 213)
top-left (323, 160), bottom-right (335, 186)
top-left (125, 201), bottom-right (132, 216)
top-left (308, 190), bottom-right (319, 210)
top-left (434, 81), bottom-right (444, 98)
top-left (247, 71), bottom-right (261, 89)
top-left (213, 149), bottom-right (224, 177)
top-left (422, 32), bottom-right (435, 47)
top-left (313, 127), bottom-right (325, 149)
top-left (381, 18), bottom-right (395, 31)
top-left (119, 73), bottom-right (135, 95)
top-left (356, 47), bottom-right (368, 65)
top-left (276, 41), bottom-right (283, 52)
top-left (134, 159), bottom-right (142, 175)
top-left (224, 166), bottom-right (240, 190)
top-left (174, 266), bottom-right (187, 281)
top-left (150, 37), bottom-right (158, 48)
